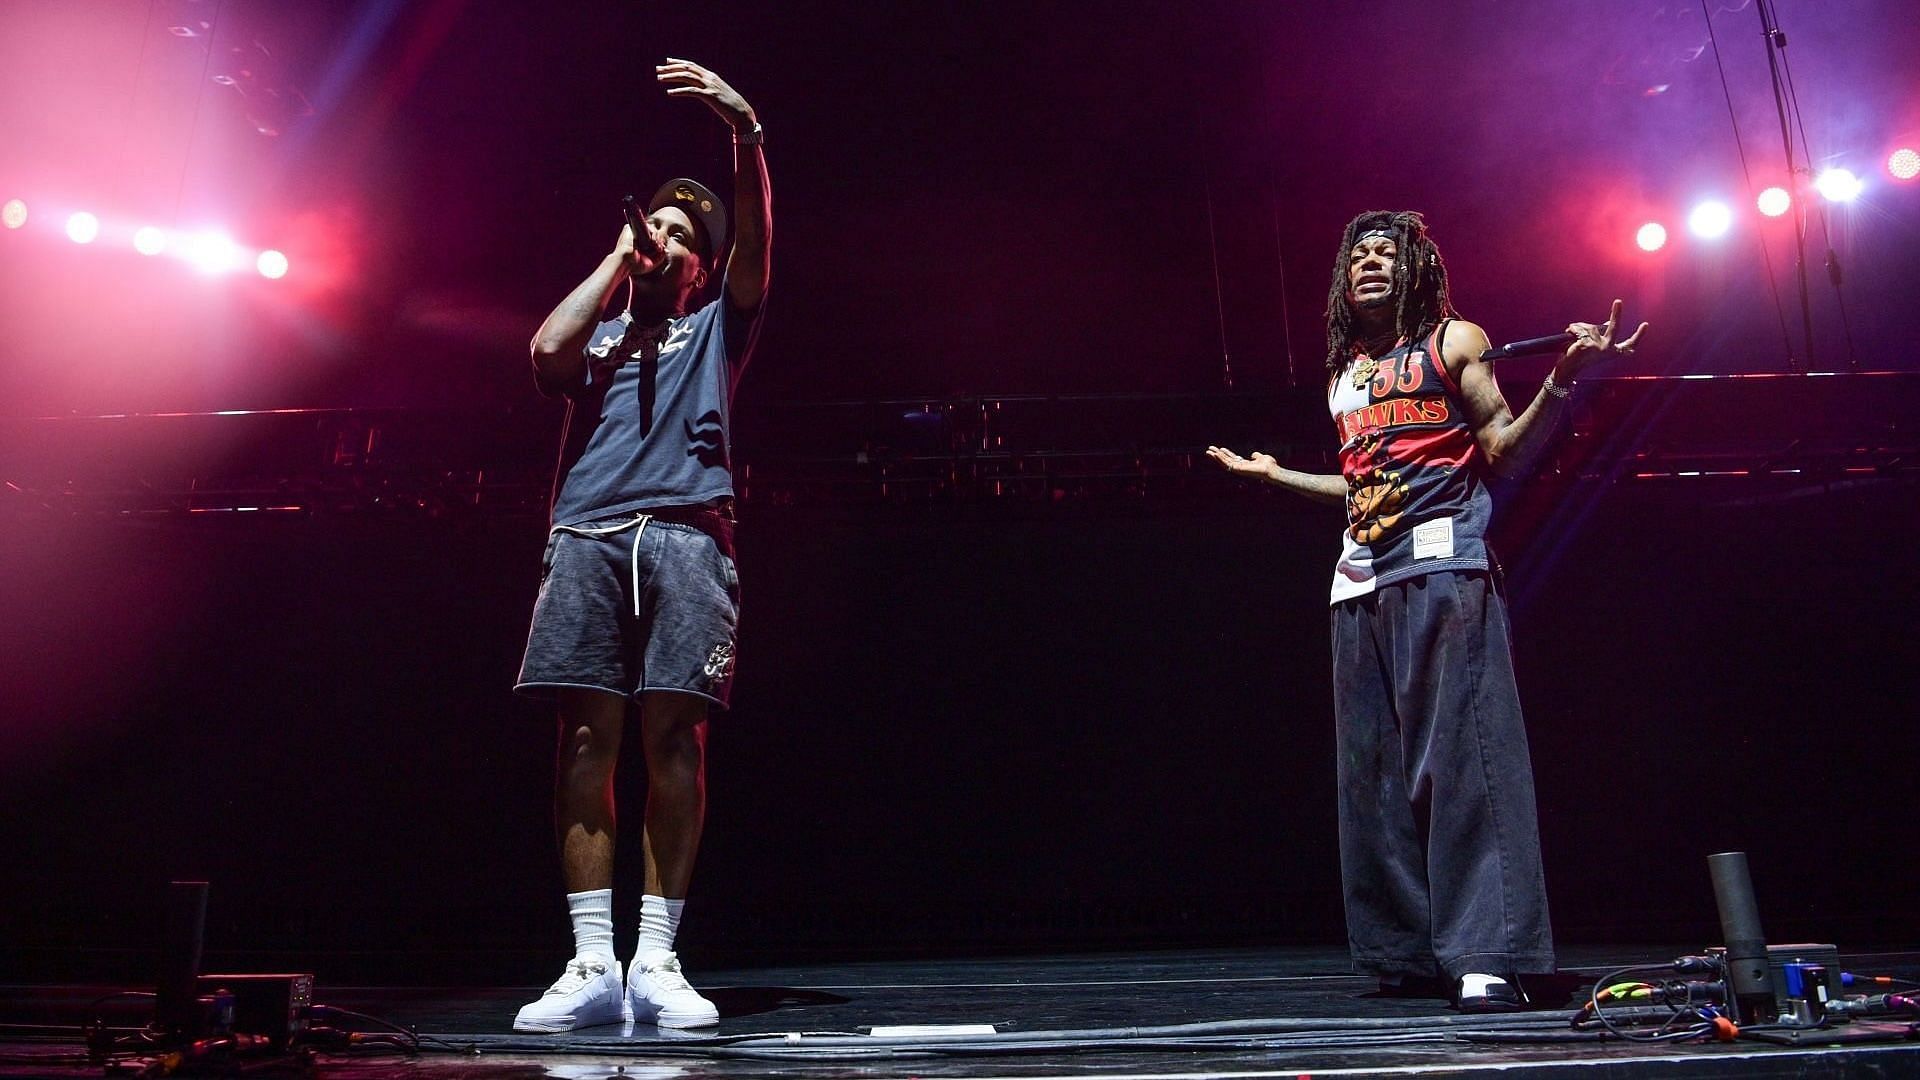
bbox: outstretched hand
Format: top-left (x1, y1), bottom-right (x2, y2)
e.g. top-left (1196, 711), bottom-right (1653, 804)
top-left (1207, 446), bottom-right (1278, 482)
top-left (656, 58), bottom-right (756, 131)
top-left (1557, 299), bottom-right (1648, 380)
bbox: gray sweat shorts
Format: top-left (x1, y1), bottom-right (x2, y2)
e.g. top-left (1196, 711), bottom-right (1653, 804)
top-left (515, 512), bottom-right (740, 708)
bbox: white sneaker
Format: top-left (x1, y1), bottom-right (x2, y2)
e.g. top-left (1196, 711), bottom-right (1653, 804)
top-left (627, 952), bottom-right (719, 1028)
top-left (513, 957), bottom-right (631, 1033)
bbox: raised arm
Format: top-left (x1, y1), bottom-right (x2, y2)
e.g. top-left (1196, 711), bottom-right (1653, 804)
top-left (1206, 446), bottom-right (1348, 506)
top-left (1448, 302), bottom-right (1646, 479)
top-left (657, 59), bottom-right (769, 313)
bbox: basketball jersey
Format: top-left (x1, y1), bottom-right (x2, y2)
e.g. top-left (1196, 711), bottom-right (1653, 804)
top-left (1326, 320), bottom-right (1493, 605)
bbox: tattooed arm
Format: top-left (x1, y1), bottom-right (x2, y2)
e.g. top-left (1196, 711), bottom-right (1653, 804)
top-left (530, 231), bottom-right (645, 397)
top-left (1448, 303), bottom-right (1646, 479)
top-left (1205, 446), bottom-right (1348, 505)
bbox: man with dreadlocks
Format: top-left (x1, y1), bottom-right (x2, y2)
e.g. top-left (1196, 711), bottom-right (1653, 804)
top-left (1207, 210), bottom-right (1645, 1011)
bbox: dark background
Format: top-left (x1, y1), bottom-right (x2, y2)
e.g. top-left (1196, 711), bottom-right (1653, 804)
top-left (1, 1), bottom-right (1917, 984)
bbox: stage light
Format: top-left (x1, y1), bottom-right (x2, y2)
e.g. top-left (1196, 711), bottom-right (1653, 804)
top-left (1756, 187), bottom-right (1791, 217)
top-left (133, 226), bottom-right (168, 256)
top-left (1890, 148), bottom-right (1920, 182)
top-left (1, 199), bottom-right (25, 229)
top-left (1635, 222), bottom-right (1667, 252)
top-left (66, 211), bottom-right (100, 244)
top-left (1687, 200), bottom-right (1732, 239)
top-left (256, 249), bottom-right (288, 279)
top-left (181, 231), bottom-right (244, 274)
top-left (1815, 167), bottom-right (1863, 202)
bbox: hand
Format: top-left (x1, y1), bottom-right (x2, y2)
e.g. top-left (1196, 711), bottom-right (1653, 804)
top-left (1206, 446), bottom-right (1278, 482)
top-left (1557, 299), bottom-right (1647, 380)
top-left (656, 58), bottom-right (756, 131)
top-left (611, 222), bottom-right (658, 276)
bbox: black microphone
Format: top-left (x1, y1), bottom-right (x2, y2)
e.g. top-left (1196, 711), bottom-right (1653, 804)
top-left (620, 195), bottom-right (664, 264)
top-left (1479, 331), bottom-right (1577, 362)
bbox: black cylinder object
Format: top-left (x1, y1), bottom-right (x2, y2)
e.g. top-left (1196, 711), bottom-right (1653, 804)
top-left (156, 880), bottom-right (209, 1038)
top-left (1708, 852), bottom-right (1776, 1022)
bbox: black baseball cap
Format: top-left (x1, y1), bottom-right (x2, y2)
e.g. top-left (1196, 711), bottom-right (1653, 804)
top-left (649, 178), bottom-right (727, 262)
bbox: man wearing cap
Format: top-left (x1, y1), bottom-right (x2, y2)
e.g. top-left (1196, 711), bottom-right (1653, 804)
top-left (511, 58), bottom-right (768, 1033)
top-left (1208, 211), bottom-right (1645, 1012)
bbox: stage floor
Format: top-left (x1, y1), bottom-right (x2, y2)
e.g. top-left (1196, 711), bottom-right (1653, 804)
top-left (4, 946), bottom-right (1917, 1077)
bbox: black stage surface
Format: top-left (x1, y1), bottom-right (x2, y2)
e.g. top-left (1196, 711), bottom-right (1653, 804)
top-left (5, 947), bottom-right (1918, 1078)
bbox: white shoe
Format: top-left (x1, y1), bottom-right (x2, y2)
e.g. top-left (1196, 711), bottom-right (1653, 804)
top-left (513, 957), bottom-right (631, 1033)
top-left (627, 952), bottom-right (719, 1028)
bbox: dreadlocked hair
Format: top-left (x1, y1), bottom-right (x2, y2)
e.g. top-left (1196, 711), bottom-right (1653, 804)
top-left (1323, 210), bottom-right (1459, 374)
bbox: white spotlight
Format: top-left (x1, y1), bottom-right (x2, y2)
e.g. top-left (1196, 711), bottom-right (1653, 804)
top-left (1815, 168), bottom-right (1863, 203)
top-left (1, 199), bottom-right (26, 229)
top-left (256, 249), bottom-right (289, 279)
top-left (182, 231), bottom-right (244, 274)
top-left (1635, 222), bottom-right (1668, 252)
top-left (1687, 201), bottom-right (1732, 239)
top-left (1756, 187), bottom-right (1791, 218)
top-left (133, 226), bottom-right (168, 256)
top-left (66, 211), bottom-right (100, 244)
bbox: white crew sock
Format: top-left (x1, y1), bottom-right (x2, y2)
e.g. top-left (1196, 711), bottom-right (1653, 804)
top-left (567, 889), bottom-right (616, 963)
top-left (1459, 972), bottom-right (1508, 998)
top-left (634, 894), bottom-right (685, 966)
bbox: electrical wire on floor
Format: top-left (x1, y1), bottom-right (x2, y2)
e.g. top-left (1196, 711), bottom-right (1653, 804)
top-left (1576, 963), bottom-right (1728, 1044)
top-left (35, 963), bottom-right (1920, 1068)
top-left (59, 995), bottom-right (443, 1075)
top-left (410, 1010), bottom-right (1600, 1062)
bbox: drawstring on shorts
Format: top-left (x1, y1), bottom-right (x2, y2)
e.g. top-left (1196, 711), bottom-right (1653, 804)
top-left (551, 515), bottom-right (651, 617)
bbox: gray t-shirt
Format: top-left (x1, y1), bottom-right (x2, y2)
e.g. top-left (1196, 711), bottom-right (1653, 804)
top-left (548, 292), bottom-right (761, 527)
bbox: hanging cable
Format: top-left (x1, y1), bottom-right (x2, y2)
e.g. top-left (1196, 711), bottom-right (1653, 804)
top-left (1269, 184), bottom-right (1298, 388)
top-left (1746, 0), bottom-right (1817, 369)
top-left (1762, 0), bottom-right (1860, 368)
top-left (111, 1), bottom-right (161, 211)
top-left (169, 0), bottom-right (226, 223)
top-left (1204, 180), bottom-right (1234, 390)
top-left (1699, 0), bottom-right (1796, 370)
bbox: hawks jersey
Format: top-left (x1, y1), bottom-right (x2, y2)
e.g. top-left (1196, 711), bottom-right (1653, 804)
top-left (1326, 320), bottom-right (1493, 605)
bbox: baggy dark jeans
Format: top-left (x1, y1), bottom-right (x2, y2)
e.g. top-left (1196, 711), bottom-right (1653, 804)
top-left (1330, 570), bottom-right (1555, 981)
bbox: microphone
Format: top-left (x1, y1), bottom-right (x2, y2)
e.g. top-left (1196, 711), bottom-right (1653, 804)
top-left (1479, 331), bottom-right (1577, 362)
top-left (620, 195), bottom-right (664, 266)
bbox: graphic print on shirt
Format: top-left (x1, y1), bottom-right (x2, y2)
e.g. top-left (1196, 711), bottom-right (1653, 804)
top-left (658, 320), bottom-right (695, 357)
top-left (685, 409), bottom-right (727, 469)
top-left (582, 316), bottom-right (704, 438)
top-left (1320, 319), bottom-right (1497, 607)
top-left (586, 328), bottom-right (629, 387)
top-left (1345, 428), bottom-right (1406, 544)
top-left (1325, 322), bottom-right (1493, 604)
top-left (549, 299), bottom-right (754, 529)
top-left (1337, 349), bottom-right (1454, 544)
top-left (585, 317), bottom-right (695, 371)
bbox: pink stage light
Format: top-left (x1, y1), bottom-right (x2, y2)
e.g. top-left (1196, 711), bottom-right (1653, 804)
top-left (1815, 168), bottom-right (1863, 202)
top-left (1635, 222), bottom-right (1667, 252)
top-left (181, 231), bottom-right (244, 274)
top-left (1756, 187), bottom-right (1791, 217)
top-left (133, 226), bottom-right (168, 256)
top-left (2, 199), bottom-right (25, 229)
top-left (256, 249), bottom-right (289, 279)
top-left (66, 211), bottom-right (100, 244)
top-left (1890, 148), bottom-right (1920, 182)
